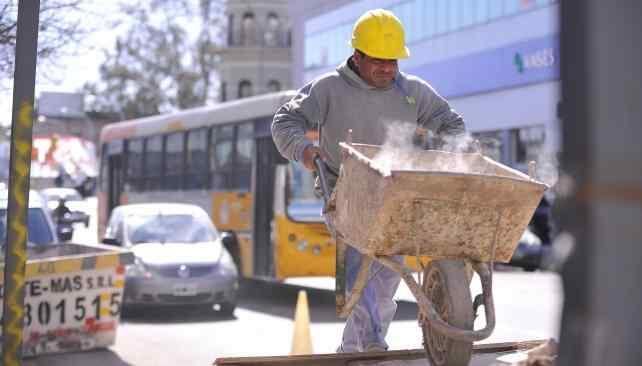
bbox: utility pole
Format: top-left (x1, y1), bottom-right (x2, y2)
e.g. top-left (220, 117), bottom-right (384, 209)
top-left (2, 1), bottom-right (40, 365)
top-left (558, 1), bottom-right (642, 364)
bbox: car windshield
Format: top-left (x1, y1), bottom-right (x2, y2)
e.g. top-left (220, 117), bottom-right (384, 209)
top-left (287, 163), bottom-right (324, 222)
top-left (126, 213), bottom-right (218, 244)
top-left (0, 208), bottom-right (54, 247)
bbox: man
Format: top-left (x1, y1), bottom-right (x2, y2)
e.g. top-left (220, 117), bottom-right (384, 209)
top-left (52, 198), bottom-right (71, 226)
top-left (272, 9), bottom-right (466, 353)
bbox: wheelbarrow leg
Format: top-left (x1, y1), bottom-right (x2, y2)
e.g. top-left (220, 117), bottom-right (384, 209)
top-left (335, 237), bottom-right (347, 316)
top-left (335, 242), bottom-right (373, 319)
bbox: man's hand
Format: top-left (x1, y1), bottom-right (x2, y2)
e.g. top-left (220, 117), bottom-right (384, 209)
top-left (302, 145), bottom-right (322, 171)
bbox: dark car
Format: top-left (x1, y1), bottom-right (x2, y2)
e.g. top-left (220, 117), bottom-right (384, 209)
top-left (509, 228), bottom-right (544, 271)
top-left (509, 197), bottom-right (554, 271)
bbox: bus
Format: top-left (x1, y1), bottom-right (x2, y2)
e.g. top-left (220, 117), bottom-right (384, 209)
top-left (97, 91), bottom-right (334, 280)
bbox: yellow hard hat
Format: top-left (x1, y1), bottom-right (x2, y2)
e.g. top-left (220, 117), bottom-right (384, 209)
top-left (350, 9), bottom-right (410, 60)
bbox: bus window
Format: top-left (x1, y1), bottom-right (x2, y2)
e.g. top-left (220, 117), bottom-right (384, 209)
top-left (210, 125), bottom-right (235, 189)
top-left (127, 138), bottom-right (144, 192)
top-left (144, 135), bottom-right (163, 191)
top-left (164, 132), bottom-right (184, 190)
top-left (186, 128), bottom-right (209, 189)
top-left (236, 123), bottom-right (254, 190)
top-left (286, 162), bottom-right (323, 222)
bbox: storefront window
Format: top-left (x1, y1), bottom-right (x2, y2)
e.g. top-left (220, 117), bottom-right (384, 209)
top-left (303, 0), bottom-right (558, 71)
top-left (473, 131), bottom-right (503, 163)
top-left (516, 125), bottom-right (546, 164)
top-left (475, 0), bottom-right (490, 23)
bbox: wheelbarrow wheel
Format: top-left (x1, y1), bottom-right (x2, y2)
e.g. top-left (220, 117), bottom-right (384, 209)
top-left (421, 259), bottom-right (474, 366)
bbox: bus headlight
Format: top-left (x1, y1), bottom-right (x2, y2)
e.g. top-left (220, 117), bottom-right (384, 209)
top-left (296, 240), bottom-right (308, 251)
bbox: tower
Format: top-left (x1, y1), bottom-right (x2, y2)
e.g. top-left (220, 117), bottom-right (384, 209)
top-left (219, 0), bottom-right (291, 101)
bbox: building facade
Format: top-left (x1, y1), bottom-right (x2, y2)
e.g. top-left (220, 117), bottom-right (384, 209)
top-left (289, 0), bottom-right (560, 176)
top-left (25, 92), bottom-right (112, 190)
top-left (219, 0), bottom-right (292, 101)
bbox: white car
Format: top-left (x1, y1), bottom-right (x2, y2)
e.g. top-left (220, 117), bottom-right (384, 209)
top-left (102, 203), bottom-right (239, 314)
top-left (39, 187), bottom-right (84, 211)
top-left (40, 187), bottom-right (91, 227)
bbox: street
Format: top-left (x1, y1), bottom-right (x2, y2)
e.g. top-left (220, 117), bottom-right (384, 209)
top-left (22, 198), bottom-right (562, 365)
top-left (2, 0), bottom-right (637, 364)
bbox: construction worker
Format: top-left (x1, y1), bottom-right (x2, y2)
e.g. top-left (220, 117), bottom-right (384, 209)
top-left (272, 9), bottom-right (466, 353)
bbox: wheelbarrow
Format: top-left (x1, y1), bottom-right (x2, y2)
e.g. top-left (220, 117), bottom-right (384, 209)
top-left (314, 139), bottom-right (548, 366)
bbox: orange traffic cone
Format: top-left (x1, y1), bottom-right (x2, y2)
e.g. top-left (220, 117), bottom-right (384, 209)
top-left (290, 290), bottom-right (313, 355)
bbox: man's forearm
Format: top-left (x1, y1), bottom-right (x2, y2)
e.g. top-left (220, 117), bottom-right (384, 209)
top-left (438, 115), bottom-right (466, 137)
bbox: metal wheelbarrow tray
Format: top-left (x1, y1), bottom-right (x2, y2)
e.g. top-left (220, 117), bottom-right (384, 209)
top-left (331, 142), bottom-right (547, 262)
top-left (320, 141), bottom-right (548, 365)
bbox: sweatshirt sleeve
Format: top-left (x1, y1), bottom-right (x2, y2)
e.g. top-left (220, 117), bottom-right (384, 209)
top-left (415, 80), bottom-right (466, 138)
top-left (271, 82), bottom-right (321, 162)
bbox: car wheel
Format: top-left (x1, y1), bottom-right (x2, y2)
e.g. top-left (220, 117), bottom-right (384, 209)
top-left (219, 301), bottom-right (236, 316)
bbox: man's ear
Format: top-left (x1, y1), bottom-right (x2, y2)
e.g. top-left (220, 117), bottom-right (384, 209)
top-left (352, 51), bottom-right (362, 71)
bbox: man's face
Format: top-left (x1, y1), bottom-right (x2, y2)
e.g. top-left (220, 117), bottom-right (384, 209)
top-left (353, 51), bottom-right (398, 89)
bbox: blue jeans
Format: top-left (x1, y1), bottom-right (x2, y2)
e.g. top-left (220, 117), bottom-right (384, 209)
top-left (339, 245), bottom-right (403, 352)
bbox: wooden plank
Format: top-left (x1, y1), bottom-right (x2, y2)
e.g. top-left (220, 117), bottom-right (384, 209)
top-left (213, 340), bottom-right (547, 366)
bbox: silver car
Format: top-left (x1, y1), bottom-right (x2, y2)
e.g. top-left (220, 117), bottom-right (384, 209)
top-left (102, 203), bottom-right (238, 314)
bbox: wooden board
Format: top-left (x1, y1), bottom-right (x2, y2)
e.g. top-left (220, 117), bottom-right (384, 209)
top-left (214, 340), bottom-right (547, 366)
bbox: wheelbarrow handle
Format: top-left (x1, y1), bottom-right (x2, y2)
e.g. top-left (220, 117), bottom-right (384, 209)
top-left (314, 155), bottom-right (331, 204)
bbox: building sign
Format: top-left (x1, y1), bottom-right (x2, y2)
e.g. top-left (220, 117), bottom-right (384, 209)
top-left (408, 35), bottom-right (559, 98)
top-left (514, 47), bottom-right (555, 73)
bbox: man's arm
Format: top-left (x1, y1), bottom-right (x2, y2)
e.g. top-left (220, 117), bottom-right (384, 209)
top-left (415, 81), bottom-right (466, 138)
top-left (272, 82), bottom-right (323, 168)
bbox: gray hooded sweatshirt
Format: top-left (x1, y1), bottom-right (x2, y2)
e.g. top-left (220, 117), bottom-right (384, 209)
top-left (272, 58), bottom-right (466, 175)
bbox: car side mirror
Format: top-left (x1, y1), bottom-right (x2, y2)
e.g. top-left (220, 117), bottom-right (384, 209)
top-left (57, 225), bottom-right (73, 242)
top-left (220, 232), bottom-right (241, 271)
top-left (221, 232), bottom-right (235, 248)
top-left (102, 237), bottom-right (121, 246)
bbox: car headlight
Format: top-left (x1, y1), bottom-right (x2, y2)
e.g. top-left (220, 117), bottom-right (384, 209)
top-left (218, 249), bottom-right (237, 274)
top-left (126, 257), bottom-right (153, 279)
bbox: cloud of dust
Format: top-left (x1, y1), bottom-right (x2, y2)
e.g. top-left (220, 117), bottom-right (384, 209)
top-left (534, 150), bottom-right (559, 188)
top-left (441, 133), bottom-right (475, 154)
top-left (370, 122), bottom-right (420, 175)
top-left (367, 122), bottom-right (560, 194)
top-left (370, 122), bottom-right (478, 175)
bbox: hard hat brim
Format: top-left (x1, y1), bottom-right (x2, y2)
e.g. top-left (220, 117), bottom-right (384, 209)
top-left (351, 43), bottom-right (410, 60)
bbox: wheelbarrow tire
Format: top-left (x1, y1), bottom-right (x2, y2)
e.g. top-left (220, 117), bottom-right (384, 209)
top-left (421, 259), bottom-right (474, 366)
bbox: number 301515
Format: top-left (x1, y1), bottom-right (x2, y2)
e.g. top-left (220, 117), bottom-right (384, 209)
top-left (23, 293), bottom-right (121, 327)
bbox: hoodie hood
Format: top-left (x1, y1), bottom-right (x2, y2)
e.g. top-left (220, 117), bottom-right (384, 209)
top-left (336, 58), bottom-right (399, 91)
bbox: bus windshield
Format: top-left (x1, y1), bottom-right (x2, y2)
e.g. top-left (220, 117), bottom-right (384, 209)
top-left (287, 163), bottom-right (324, 222)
